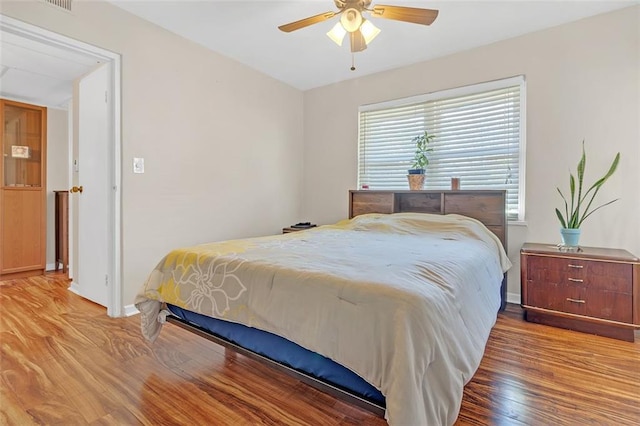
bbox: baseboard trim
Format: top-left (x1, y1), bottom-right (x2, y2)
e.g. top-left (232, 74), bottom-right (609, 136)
top-left (124, 304), bottom-right (139, 316)
top-left (68, 281), bottom-right (126, 316)
top-left (68, 281), bottom-right (81, 295)
top-left (45, 263), bottom-right (56, 272)
top-left (506, 292), bottom-right (521, 305)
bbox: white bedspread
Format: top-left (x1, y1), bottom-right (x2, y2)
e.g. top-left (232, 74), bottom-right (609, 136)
top-left (135, 213), bottom-right (511, 425)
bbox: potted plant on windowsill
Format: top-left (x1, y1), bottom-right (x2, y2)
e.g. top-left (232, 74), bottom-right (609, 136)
top-left (407, 130), bottom-right (435, 190)
top-left (555, 141), bottom-right (620, 248)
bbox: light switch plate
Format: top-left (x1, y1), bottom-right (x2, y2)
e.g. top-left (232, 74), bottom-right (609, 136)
top-left (133, 157), bottom-right (144, 174)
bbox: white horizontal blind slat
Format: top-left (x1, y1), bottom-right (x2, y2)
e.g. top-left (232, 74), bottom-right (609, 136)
top-left (359, 78), bottom-right (524, 221)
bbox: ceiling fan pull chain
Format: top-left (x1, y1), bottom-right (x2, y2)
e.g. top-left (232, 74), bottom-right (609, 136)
top-left (351, 53), bottom-right (356, 71)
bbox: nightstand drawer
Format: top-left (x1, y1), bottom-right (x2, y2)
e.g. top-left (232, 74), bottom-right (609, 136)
top-left (527, 281), bottom-right (632, 323)
top-left (527, 256), bottom-right (632, 293)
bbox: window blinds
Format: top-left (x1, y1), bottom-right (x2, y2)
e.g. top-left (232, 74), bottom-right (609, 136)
top-left (358, 77), bottom-right (524, 220)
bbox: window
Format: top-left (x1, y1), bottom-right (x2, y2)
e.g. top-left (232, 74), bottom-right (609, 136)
top-left (358, 76), bottom-right (525, 221)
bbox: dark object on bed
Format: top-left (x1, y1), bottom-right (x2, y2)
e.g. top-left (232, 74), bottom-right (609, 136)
top-left (290, 222), bottom-right (316, 229)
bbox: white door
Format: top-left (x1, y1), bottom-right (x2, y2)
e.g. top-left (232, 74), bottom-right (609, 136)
top-left (76, 63), bottom-right (110, 307)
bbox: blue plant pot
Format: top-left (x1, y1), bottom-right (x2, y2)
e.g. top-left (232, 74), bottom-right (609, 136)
top-left (560, 228), bottom-right (581, 247)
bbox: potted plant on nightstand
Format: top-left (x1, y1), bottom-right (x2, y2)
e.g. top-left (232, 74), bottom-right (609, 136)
top-left (407, 130), bottom-right (435, 190)
top-left (555, 141), bottom-right (620, 247)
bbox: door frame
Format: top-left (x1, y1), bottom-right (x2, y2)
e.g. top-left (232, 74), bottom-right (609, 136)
top-left (0, 14), bottom-right (123, 317)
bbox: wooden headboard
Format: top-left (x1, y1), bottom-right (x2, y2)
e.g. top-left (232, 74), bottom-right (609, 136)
top-left (349, 190), bottom-right (507, 247)
top-left (349, 190), bottom-right (508, 309)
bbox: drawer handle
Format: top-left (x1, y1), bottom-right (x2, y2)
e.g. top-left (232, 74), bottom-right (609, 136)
top-left (568, 264), bottom-right (583, 269)
top-left (566, 298), bottom-right (586, 304)
top-left (568, 278), bottom-right (584, 283)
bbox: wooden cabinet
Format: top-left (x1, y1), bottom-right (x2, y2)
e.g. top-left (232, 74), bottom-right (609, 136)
top-left (0, 99), bottom-right (47, 279)
top-left (54, 190), bottom-right (69, 274)
top-left (521, 243), bottom-right (640, 341)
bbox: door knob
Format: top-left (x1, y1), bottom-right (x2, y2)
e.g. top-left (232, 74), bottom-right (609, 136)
top-left (70, 185), bottom-right (83, 193)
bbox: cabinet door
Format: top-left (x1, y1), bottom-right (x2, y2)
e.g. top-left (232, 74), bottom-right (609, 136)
top-left (396, 192), bottom-right (441, 214)
top-left (1, 100), bottom-right (47, 276)
top-left (1, 189), bottom-right (44, 273)
top-left (3, 103), bottom-right (45, 188)
top-left (350, 192), bottom-right (394, 218)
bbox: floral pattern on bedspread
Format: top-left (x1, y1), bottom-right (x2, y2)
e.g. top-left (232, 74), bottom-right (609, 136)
top-left (172, 252), bottom-right (248, 316)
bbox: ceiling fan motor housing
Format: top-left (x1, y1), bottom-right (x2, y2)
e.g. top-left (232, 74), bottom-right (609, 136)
top-left (334, 0), bottom-right (372, 9)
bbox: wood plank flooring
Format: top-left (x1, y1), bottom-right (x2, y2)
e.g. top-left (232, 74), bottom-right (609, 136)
top-left (1, 273), bottom-right (638, 425)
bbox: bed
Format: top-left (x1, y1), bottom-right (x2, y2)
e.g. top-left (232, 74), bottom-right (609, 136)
top-left (135, 190), bottom-right (511, 425)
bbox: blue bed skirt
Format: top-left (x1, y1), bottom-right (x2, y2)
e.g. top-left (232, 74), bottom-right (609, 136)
top-left (167, 304), bottom-right (385, 406)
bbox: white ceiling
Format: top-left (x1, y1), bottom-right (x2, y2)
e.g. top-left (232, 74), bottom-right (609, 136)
top-left (108, 0), bottom-right (639, 90)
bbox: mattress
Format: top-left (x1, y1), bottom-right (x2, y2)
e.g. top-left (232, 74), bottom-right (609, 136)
top-left (166, 303), bottom-right (385, 405)
top-left (136, 212), bottom-right (512, 425)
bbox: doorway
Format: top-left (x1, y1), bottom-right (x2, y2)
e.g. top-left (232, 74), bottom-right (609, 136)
top-left (0, 14), bottom-right (123, 316)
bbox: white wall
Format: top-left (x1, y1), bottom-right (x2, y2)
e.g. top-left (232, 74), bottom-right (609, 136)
top-left (45, 107), bottom-right (69, 269)
top-left (1, 1), bottom-right (304, 306)
top-left (302, 6), bottom-right (640, 301)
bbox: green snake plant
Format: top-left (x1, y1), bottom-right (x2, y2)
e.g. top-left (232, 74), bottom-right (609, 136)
top-left (555, 142), bottom-right (620, 229)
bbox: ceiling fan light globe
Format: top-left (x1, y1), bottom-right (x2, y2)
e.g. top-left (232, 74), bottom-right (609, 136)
top-left (360, 20), bottom-right (381, 44)
top-left (326, 22), bottom-right (347, 46)
top-left (340, 8), bottom-right (363, 32)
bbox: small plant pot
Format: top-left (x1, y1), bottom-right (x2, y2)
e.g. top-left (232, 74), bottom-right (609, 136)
top-left (560, 228), bottom-right (581, 247)
top-left (407, 174), bottom-right (425, 190)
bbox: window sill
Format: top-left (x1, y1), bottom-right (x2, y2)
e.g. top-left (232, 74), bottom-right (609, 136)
top-left (508, 220), bottom-right (528, 227)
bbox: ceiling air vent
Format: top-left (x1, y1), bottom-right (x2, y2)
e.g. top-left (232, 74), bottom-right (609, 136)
top-left (43, 0), bottom-right (72, 12)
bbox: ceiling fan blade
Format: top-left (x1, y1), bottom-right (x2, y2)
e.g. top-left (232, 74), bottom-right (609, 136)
top-left (371, 5), bottom-right (438, 26)
top-left (350, 30), bottom-right (367, 53)
top-left (278, 11), bottom-right (337, 32)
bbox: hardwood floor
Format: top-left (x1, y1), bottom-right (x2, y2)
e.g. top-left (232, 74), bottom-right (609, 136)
top-left (1, 274), bottom-right (638, 425)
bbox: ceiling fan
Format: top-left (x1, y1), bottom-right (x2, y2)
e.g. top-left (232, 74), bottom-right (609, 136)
top-left (278, 0), bottom-right (439, 53)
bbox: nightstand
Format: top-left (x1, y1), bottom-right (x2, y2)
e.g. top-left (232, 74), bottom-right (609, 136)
top-left (520, 243), bottom-right (640, 341)
top-left (282, 225), bottom-right (316, 234)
